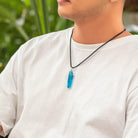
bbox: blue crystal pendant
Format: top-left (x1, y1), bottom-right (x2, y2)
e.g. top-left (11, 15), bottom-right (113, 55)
top-left (67, 70), bottom-right (74, 88)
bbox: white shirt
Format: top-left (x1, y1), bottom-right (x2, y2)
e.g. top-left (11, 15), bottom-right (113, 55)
top-left (0, 27), bottom-right (138, 138)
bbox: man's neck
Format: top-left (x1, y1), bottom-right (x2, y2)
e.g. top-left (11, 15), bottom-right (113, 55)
top-left (72, 16), bottom-right (131, 44)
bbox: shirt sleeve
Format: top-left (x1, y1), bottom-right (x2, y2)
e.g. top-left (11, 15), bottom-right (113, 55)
top-left (0, 36), bottom-right (42, 137)
top-left (0, 51), bottom-right (20, 137)
top-left (123, 86), bottom-right (138, 138)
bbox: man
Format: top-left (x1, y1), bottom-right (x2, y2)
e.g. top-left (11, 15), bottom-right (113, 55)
top-left (0, 0), bottom-right (138, 137)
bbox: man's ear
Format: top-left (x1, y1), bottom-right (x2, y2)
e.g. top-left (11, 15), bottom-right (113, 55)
top-left (110, 0), bottom-right (119, 2)
top-left (110, 0), bottom-right (125, 2)
top-left (109, 0), bottom-right (125, 5)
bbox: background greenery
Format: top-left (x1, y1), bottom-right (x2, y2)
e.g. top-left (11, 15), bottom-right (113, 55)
top-left (0, 0), bottom-right (73, 73)
top-left (0, 0), bottom-right (138, 73)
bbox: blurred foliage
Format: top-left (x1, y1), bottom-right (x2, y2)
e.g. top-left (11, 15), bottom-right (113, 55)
top-left (0, 0), bottom-right (74, 73)
top-left (124, 0), bottom-right (138, 12)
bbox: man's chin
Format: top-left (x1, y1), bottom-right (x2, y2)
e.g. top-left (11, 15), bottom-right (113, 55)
top-left (59, 15), bottom-right (75, 22)
top-left (58, 11), bottom-right (72, 20)
top-left (58, 8), bottom-right (78, 22)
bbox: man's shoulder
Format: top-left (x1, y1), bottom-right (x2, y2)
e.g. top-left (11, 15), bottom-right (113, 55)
top-left (126, 35), bottom-right (138, 66)
top-left (127, 35), bottom-right (138, 52)
top-left (124, 34), bottom-right (138, 55)
top-left (128, 34), bottom-right (138, 44)
top-left (130, 34), bottom-right (138, 42)
top-left (8, 27), bottom-right (73, 68)
top-left (121, 34), bottom-right (138, 50)
top-left (29, 27), bottom-right (72, 44)
top-left (18, 27), bottom-right (73, 54)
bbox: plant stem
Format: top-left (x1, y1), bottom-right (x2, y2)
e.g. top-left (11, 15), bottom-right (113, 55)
top-left (31, 0), bottom-right (43, 35)
top-left (41, 0), bottom-right (48, 34)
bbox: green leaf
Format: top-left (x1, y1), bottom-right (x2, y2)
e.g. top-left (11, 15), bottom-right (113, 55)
top-left (24, 0), bottom-right (31, 7)
top-left (0, 5), bottom-right (29, 40)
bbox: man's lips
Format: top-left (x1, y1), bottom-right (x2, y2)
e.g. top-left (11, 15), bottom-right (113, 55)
top-left (57, 0), bottom-right (71, 4)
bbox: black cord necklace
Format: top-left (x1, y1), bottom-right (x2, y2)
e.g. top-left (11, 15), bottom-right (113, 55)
top-left (67, 28), bottom-right (126, 88)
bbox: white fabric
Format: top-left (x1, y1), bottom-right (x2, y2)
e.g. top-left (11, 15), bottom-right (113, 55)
top-left (0, 27), bottom-right (138, 138)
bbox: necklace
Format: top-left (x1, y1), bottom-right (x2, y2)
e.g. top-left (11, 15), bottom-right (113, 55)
top-left (67, 28), bottom-right (126, 88)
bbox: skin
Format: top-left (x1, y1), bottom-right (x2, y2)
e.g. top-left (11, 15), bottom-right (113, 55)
top-left (0, 125), bottom-right (3, 133)
top-left (57, 0), bottom-right (132, 44)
